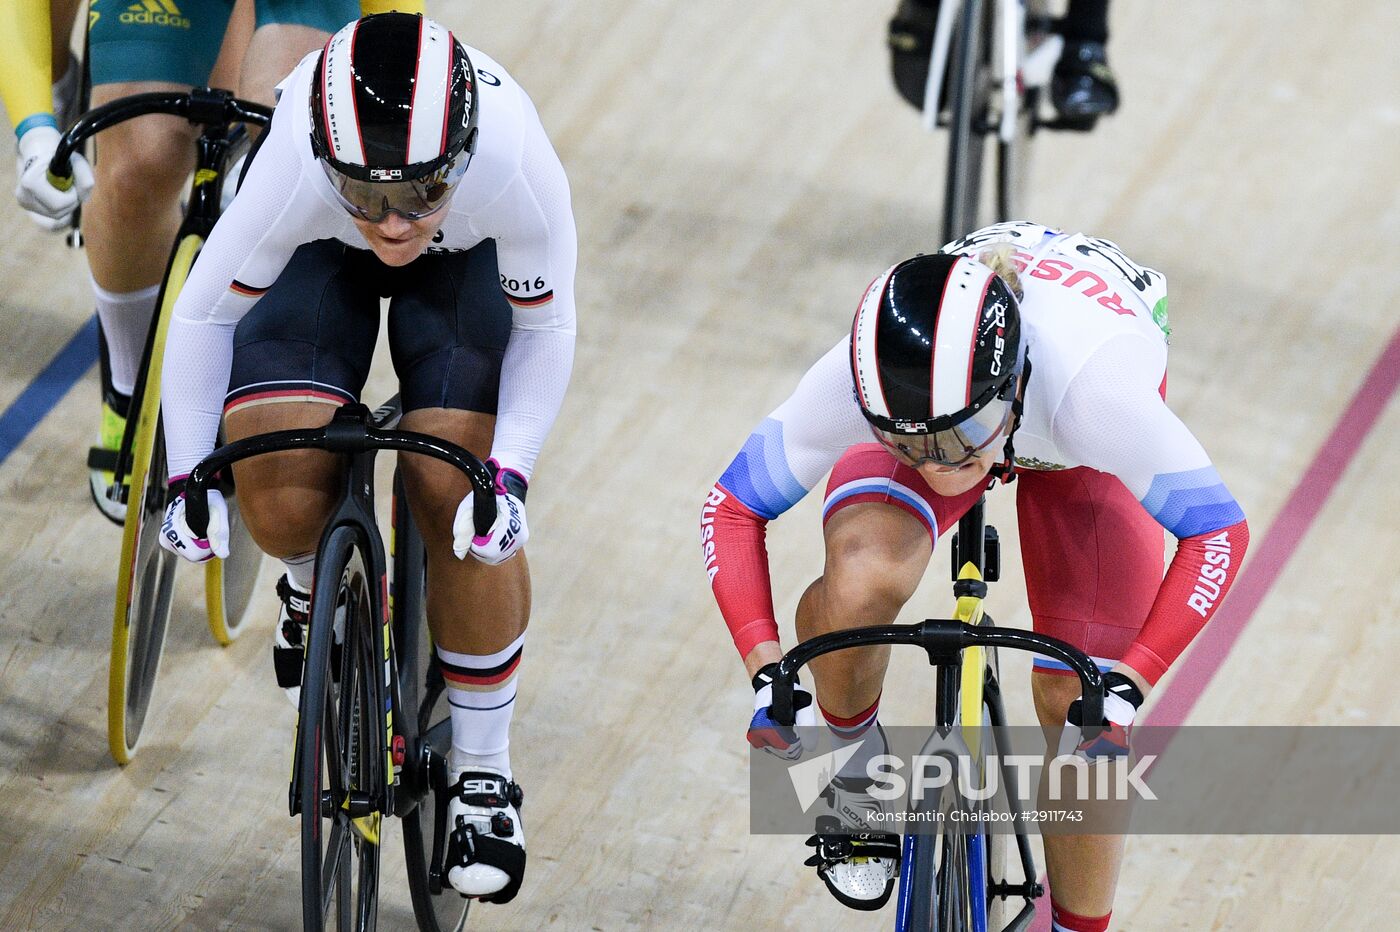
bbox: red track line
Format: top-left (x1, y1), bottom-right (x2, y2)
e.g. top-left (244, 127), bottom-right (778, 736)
top-left (1143, 323), bottom-right (1400, 729)
top-left (1026, 323), bottom-right (1400, 931)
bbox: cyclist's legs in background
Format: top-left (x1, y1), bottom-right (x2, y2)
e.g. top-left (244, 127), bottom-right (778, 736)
top-left (1053, 0), bottom-right (1118, 119)
top-left (81, 0), bottom-right (236, 481)
top-left (237, 0), bottom-right (359, 113)
top-left (887, 0), bottom-right (941, 112)
top-left (208, 0), bottom-right (254, 92)
top-left (1017, 465), bottom-right (1162, 927)
top-left (49, 0), bottom-right (83, 118)
top-left (1059, 0), bottom-right (1109, 44)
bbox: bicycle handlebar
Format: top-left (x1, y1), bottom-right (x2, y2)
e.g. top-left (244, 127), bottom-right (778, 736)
top-left (768, 619), bottom-right (1104, 729)
top-left (182, 405), bottom-right (498, 539)
top-left (47, 88), bottom-right (272, 186)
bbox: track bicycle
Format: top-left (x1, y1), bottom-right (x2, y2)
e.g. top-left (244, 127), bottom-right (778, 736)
top-left (918, 0), bottom-right (1071, 243)
top-left (769, 499), bottom-right (1106, 931)
top-left (49, 89), bottom-right (272, 764)
top-left (184, 398), bottom-right (499, 932)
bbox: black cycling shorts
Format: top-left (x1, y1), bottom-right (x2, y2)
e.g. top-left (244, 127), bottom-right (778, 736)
top-left (226, 239), bottom-right (511, 417)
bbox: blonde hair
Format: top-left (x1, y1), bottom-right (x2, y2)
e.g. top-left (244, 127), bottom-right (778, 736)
top-left (976, 243), bottom-right (1025, 300)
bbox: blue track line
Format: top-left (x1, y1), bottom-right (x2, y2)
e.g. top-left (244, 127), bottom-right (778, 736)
top-left (0, 316), bottom-right (99, 467)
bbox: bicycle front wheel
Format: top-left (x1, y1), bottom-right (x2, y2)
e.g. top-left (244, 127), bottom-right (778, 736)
top-left (107, 233), bottom-right (202, 765)
top-left (942, 0), bottom-right (996, 243)
top-left (108, 414), bottom-right (176, 764)
top-left (299, 525), bottom-right (383, 931)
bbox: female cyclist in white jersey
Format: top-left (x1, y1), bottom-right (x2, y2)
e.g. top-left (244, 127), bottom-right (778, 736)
top-left (157, 13), bottom-right (578, 905)
top-left (702, 221), bottom-right (1249, 929)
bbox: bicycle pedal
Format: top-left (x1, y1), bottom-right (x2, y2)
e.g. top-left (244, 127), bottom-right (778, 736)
top-left (1041, 114), bottom-right (1099, 133)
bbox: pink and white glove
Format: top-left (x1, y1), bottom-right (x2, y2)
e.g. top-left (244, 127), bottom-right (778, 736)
top-left (452, 459), bottom-right (528, 565)
top-left (160, 489), bottom-right (230, 564)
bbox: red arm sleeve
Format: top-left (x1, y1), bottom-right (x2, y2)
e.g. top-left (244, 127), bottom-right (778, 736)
top-left (701, 484), bottom-right (782, 658)
top-left (1121, 517), bottom-right (1250, 685)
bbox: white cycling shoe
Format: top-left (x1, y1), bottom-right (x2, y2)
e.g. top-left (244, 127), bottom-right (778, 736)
top-left (445, 766), bottom-right (527, 902)
top-left (804, 773), bottom-right (901, 910)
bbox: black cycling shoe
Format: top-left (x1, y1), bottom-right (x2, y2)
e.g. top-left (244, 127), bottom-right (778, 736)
top-left (887, 0), bottom-right (945, 112)
top-left (1051, 40), bottom-right (1119, 124)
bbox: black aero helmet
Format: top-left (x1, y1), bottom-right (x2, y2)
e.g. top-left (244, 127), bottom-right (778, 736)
top-left (850, 253), bottom-right (1024, 466)
top-left (309, 13), bottom-right (478, 221)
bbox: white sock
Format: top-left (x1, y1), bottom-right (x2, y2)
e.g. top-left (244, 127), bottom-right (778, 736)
top-left (281, 552), bottom-right (315, 593)
top-left (438, 633), bottom-right (524, 779)
top-left (91, 280), bottom-right (160, 396)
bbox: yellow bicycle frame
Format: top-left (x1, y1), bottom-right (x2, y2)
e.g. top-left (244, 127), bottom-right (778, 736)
top-left (955, 561), bottom-right (989, 759)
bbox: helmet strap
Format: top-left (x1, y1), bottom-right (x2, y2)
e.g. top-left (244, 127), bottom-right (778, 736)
top-left (989, 356), bottom-right (1032, 484)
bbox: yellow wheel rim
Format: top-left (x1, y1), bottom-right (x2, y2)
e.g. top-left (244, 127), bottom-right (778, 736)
top-left (108, 234), bottom-right (202, 765)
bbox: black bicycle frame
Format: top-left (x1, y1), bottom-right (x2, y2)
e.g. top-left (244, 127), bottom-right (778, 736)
top-left (49, 89), bottom-right (274, 497)
top-left (183, 401), bottom-right (498, 819)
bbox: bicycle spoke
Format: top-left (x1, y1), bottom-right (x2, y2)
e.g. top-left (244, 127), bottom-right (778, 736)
top-left (323, 689), bottom-right (346, 803)
top-left (322, 817), bottom-right (351, 917)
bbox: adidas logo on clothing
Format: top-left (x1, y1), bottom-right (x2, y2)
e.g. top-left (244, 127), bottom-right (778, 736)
top-left (119, 0), bottom-right (190, 28)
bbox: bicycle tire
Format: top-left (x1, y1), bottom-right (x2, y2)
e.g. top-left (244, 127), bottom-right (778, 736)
top-left (204, 472), bottom-right (263, 645)
top-left (937, 817), bottom-right (972, 930)
top-left (107, 232), bottom-right (201, 765)
top-left (996, 10), bottom-right (1053, 223)
top-left (393, 476), bottom-right (470, 932)
top-left (942, 0), bottom-right (995, 243)
top-left (980, 651), bottom-right (1010, 932)
top-left (107, 415), bottom-right (177, 765)
top-left (299, 525), bottom-right (383, 931)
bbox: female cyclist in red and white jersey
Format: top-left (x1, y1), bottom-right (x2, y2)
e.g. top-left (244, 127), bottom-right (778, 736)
top-left (700, 221), bottom-right (1249, 928)
top-left (156, 13), bottom-right (577, 906)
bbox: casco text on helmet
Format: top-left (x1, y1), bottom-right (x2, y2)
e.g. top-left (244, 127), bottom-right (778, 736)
top-left (850, 254), bottom-right (1024, 468)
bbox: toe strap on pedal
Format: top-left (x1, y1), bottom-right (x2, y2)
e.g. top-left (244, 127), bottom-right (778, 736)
top-left (803, 832), bottom-right (901, 868)
top-left (87, 446), bottom-right (120, 471)
top-left (445, 821), bottom-right (527, 904)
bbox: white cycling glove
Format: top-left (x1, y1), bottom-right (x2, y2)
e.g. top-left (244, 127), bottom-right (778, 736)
top-left (453, 460), bottom-right (528, 565)
top-left (15, 124), bottom-right (94, 230)
top-left (160, 489), bottom-right (230, 564)
top-left (749, 663), bottom-right (818, 760)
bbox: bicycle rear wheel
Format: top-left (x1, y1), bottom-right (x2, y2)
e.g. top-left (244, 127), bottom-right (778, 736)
top-left (204, 468), bottom-right (263, 645)
top-left (995, 12), bottom-right (1052, 224)
top-left (393, 476), bottom-right (470, 932)
top-left (299, 525), bottom-right (383, 931)
top-left (942, 0), bottom-right (996, 243)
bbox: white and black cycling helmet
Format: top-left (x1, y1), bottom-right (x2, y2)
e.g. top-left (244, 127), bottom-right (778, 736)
top-left (850, 253), bottom-right (1025, 467)
top-left (309, 12), bottom-right (478, 222)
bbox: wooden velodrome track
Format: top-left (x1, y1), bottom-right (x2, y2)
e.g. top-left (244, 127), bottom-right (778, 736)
top-left (2, 1), bottom-right (1399, 928)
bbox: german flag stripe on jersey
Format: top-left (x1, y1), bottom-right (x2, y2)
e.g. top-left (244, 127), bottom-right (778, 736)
top-left (229, 279), bottom-right (269, 298)
top-left (506, 290), bottom-right (553, 309)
